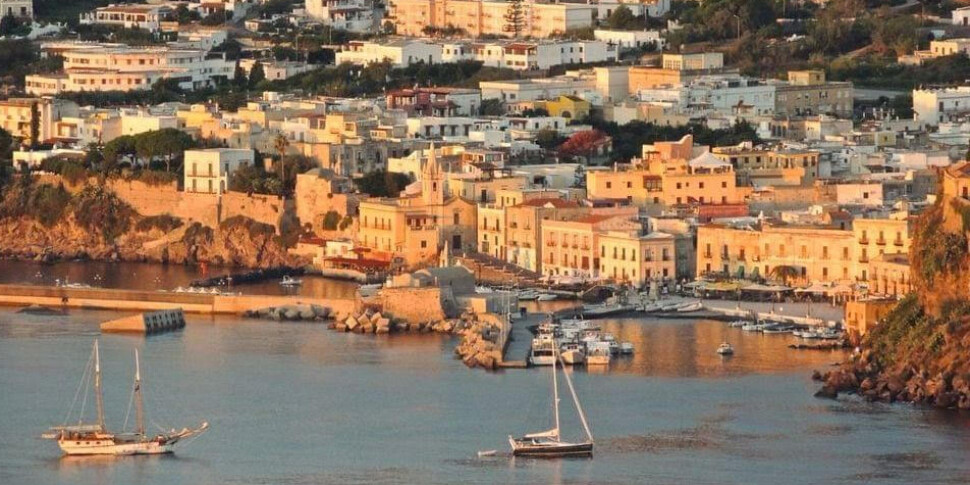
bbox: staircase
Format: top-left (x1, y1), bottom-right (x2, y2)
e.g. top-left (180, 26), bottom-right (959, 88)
top-left (457, 251), bottom-right (542, 286)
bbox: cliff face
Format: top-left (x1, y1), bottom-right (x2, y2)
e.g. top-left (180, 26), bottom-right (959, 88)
top-left (817, 196), bottom-right (970, 409)
top-left (0, 183), bottom-right (304, 269)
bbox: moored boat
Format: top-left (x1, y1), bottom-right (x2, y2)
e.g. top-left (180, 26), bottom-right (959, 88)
top-left (716, 342), bottom-right (735, 355)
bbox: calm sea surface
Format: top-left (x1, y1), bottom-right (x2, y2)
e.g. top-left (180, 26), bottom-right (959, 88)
top-left (1, 263), bottom-right (970, 484)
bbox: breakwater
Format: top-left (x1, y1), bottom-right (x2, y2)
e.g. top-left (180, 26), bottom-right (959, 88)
top-left (0, 284), bottom-right (355, 315)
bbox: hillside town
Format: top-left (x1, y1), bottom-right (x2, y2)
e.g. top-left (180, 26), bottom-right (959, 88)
top-left (1, 0), bottom-right (970, 339)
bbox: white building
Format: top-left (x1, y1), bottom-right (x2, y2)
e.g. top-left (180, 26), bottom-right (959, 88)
top-left (0, 0), bottom-right (32, 18)
top-left (480, 72), bottom-right (598, 102)
top-left (335, 39), bottom-right (441, 67)
top-left (79, 4), bottom-right (173, 32)
top-left (184, 148), bottom-right (254, 195)
top-left (835, 182), bottom-right (884, 207)
top-left (239, 59), bottom-right (316, 81)
top-left (467, 40), bottom-right (616, 71)
top-left (913, 86), bottom-right (970, 126)
top-left (594, 30), bottom-right (664, 53)
top-left (954, 6), bottom-right (970, 26)
top-left (597, 0), bottom-right (670, 20)
top-left (305, 0), bottom-right (377, 33)
top-left (25, 44), bottom-right (236, 96)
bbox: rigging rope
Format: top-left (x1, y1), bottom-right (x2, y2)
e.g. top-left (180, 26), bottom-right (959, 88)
top-left (63, 348), bottom-right (95, 427)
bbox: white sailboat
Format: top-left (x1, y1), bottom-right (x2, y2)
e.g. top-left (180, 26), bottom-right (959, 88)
top-left (43, 341), bottom-right (208, 456)
top-left (509, 346), bottom-right (594, 458)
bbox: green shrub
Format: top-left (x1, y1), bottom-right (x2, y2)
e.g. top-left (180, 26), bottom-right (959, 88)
top-left (321, 210), bottom-right (341, 230)
top-left (27, 183), bottom-right (71, 227)
top-left (135, 214), bottom-right (183, 233)
top-left (71, 186), bottom-right (134, 241)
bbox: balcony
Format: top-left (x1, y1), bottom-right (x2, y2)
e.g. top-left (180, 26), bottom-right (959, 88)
top-left (859, 256), bottom-right (869, 263)
top-left (581, 245), bottom-right (589, 250)
top-left (703, 252), bottom-right (712, 259)
top-left (662, 256), bottom-right (671, 262)
top-left (893, 239), bottom-right (904, 247)
top-left (876, 239), bottom-right (886, 246)
top-left (547, 241), bottom-right (556, 247)
top-left (859, 237), bottom-right (869, 245)
top-left (571, 244), bottom-right (579, 249)
top-left (509, 222), bottom-right (518, 228)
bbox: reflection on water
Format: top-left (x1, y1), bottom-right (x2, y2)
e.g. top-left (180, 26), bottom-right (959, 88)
top-left (0, 260), bottom-right (358, 298)
top-left (2, 308), bottom-right (970, 485)
top-left (599, 317), bottom-right (846, 378)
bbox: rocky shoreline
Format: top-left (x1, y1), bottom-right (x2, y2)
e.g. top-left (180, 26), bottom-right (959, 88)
top-left (814, 348), bottom-right (970, 409)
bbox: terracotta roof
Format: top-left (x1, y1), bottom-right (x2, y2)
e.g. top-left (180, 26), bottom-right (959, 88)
top-left (574, 214), bottom-right (616, 224)
top-left (515, 197), bottom-right (577, 208)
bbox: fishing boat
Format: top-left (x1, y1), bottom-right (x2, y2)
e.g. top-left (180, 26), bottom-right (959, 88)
top-left (559, 341), bottom-right (586, 365)
top-left (716, 342), bottom-right (735, 355)
top-left (529, 334), bottom-right (558, 366)
top-left (280, 275), bottom-right (303, 287)
top-left (585, 341), bottom-right (611, 365)
top-left (509, 348), bottom-right (594, 458)
top-left (619, 342), bottom-right (634, 355)
top-left (43, 341), bottom-right (208, 456)
top-left (728, 320), bottom-right (750, 328)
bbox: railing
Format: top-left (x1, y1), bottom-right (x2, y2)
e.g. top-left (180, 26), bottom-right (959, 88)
top-left (859, 238), bottom-right (869, 244)
top-left (893, 239), bottom-right (904, 246)
top-left (876, 239), bottom-right (886, 246)
top-left (703, 252), bottom-right (712, 259)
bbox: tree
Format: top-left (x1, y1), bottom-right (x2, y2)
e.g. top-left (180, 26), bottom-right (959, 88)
top-left (0, 127), bottom-right (13, 162)
top-left (535, 128), bottom-right (565, 151)
top-left (504, 0), bottom-right (526, 38)
top-left (322, 210), bottom-right (341, 230)
top-left (248, 61), bottom-right (266, 87)
top-left (274, 134), bottom-right (289, 195)
top-left (480, 98), bottom-right (505, 116)
top-left (606, 5), bottom-right (640, 31)
top-left (354, 170), bottom-right (412, 197)
top-left (558, 130), bottom-right (608, 165)
top-left (769, 265), bottom-right (800, 285)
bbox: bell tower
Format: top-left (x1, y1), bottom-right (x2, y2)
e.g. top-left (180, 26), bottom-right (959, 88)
top-left (421, 143), bottom-right (445, 206)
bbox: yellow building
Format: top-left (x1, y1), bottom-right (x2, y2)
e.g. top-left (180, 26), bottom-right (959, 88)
top-left (506, 198), bottom-right (589, 272)
top-left (628, 53), bottom-right (728, 93)
top-left (942, 161), bottom-right (970, 199)
top-left (697, 218), bottom-right (912, 285)
top-left (587, 151), bottom-right (743, 208)
top-left (598, 231), bottom-right (676, 286)
top-left (711, 143), bottom-right (820, 186)
top-left (868, 253), bottom-right (911, 297)
top-left (541, 214), bottom-right (639, 279)
top-left (697, 223), bottom-right (860, 284)
top-left (853, 217), bottom-right (911, 265)
top-left (535, 95), bottom-right (591, 121)
top-left (356, 146), bottom-right (478, 267)
top-left (388, 0), bottom-right (595, 38)
top-left (845, 299), bottom-right (897, 339)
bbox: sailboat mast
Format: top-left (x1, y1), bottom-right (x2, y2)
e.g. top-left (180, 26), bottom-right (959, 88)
top-left (134, 349), bottom-right (145, 436)
top-left (94, 341), bottom-right (106, 432)
top-left (558, 347), bottom-right (594, 443)
top-left (552, 339), bottom-right (560, 441)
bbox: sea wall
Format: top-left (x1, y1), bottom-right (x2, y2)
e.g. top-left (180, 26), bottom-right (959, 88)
top-left (376, 287), bottom-right (450, 322)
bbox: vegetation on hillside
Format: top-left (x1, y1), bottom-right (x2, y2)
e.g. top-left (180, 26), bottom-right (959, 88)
top-left (354, 170), bottom-right (413, 198)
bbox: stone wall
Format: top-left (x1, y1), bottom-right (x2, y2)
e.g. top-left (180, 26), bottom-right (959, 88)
top-left (376, 287), bottom-right (450, 322)
top-left (221, 191), bottom-right (285, 228)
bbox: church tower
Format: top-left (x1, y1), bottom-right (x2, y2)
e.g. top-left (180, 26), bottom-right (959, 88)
top-left (421, 142), bottom-right (445, 206)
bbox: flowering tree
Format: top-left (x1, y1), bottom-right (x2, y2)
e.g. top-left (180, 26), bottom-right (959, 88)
top-left (558, 129), bottom-right (608, 165)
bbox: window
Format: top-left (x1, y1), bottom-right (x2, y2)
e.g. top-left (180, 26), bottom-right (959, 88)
top-left (421, 240), bottom-right (427, 248)
top-left (606, 182), bottom-right (612, 189)
top-left (453, 213), bottom-right (459, 225)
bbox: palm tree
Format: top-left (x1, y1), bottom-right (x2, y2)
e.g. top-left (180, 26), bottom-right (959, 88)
top-left (274, 134), bottom-right (289, 197)
top-left (768, 265), bottom-right (800, 286)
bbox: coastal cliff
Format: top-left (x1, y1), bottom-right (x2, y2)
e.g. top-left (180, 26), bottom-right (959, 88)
top-left (0, 181), bottom-right (304, 269)
top-left (817, 194), bottom-right (970, 409)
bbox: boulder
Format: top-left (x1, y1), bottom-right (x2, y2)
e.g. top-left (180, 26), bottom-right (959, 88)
top-left (375, 325), bottom-right (390, 335)
top-left (814, 385), bottom-right (838, 399)
top-left (311, 305), bottom-right (331, 319)
top-left (345, 316), bottom-right (360, 332)
top-left (298, 306), bottom-right (316, 320)
top-left (361, 322), bottom-right (375, 334)
top-left (334, 323), bottom-right (348, 332)
top-left (370, 312), bottom-right (383, 324)
top-left (283, 308), bottom-right (300, 320)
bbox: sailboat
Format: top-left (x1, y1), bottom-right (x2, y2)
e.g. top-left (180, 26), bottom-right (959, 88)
top-left (509, 346), bottom-right (594, 458)
top-left (43, 341), bottom-right (208, 456)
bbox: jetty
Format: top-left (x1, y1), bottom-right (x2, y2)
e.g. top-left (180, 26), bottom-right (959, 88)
top-left (0, 284), bottom-right (355, 315)
top-left (101, 309), bottom-right (186, 334)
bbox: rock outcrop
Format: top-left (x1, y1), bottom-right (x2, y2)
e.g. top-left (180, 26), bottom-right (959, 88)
top-left (815, 195), bottom-right (970, 409)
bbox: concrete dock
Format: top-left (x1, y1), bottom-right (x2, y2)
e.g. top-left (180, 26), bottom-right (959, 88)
top-left (500, 313), bottom-right (546, 368)
top-left (0, 284), bottom-right (356, 315)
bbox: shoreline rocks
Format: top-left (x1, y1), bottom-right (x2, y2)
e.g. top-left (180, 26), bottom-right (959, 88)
top-left (325, 307), bottom-right (505, 371)
top-left (243, 304), bottom-right (333, 322)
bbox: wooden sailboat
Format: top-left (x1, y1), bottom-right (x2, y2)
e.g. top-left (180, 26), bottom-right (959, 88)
top-left (509, 345), bottom-right (594, 458)
top-left (43, 341), bottom-right (208, 456)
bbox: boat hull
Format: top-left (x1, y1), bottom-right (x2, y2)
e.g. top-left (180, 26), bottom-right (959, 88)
top-left (510, 440), bottom-right (593, 458)
top-left (58, 439), bottom-right (175, 456)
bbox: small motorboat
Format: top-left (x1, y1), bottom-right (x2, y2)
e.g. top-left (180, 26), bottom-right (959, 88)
top-left (676, 301), bottom-right (704, 312)
top-left (536, 293), bottom-right (557, 302)
top-left (619, 342), bottom-right (634, 355)
top-left (728, 320), bottom-right (749, 328)
top-left (716, 342), bottom-right (735, 355)
top-left (477, 449), bottom-right (497, 457)
top-left (585, 341), bottom-right (611, 365)
top-left (280, 275), bottom-right (303, 287)
top-left (559, 341), bottom-right (586, 365)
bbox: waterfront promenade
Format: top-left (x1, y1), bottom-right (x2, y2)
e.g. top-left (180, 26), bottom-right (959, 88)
top-left (0, 284), bottom-right (356, 315)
